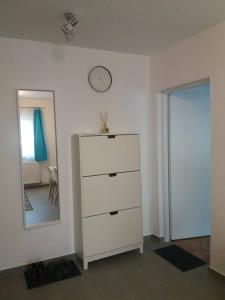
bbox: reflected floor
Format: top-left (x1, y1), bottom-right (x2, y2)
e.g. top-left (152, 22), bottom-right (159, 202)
top-left (25, 186), bottom-right (60, 225)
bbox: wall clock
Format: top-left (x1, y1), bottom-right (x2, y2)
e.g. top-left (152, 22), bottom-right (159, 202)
top-left (88, 66), bottom-right (112, 92)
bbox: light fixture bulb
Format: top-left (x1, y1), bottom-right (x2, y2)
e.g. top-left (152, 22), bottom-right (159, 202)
top-left (61, 12), bottom-right (78, 41)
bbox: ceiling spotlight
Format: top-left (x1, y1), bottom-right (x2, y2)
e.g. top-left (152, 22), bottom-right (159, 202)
top-left (61, 12), bottom-right (78, 41)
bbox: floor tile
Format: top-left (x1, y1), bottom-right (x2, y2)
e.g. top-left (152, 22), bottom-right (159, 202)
top-left (204, 287), bottom-right (225, 300)
top-left (0, 275), bottom-right (26, 299)
top-left (182, 265), bottom-right (225, 292)
top-left (20, 285), bottom-right (61, 300)
top-left (53, 276), bottom-right (86, 293)
top-left (87, 271), bottom-right (131, 299)
top-left (161, 276), bottom-right (204, 299)
top-left (59, 285), bottom-right (97, 300)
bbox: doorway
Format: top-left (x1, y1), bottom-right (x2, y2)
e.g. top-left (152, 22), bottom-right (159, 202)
top-left (157, 81), bottom-right (211, 263)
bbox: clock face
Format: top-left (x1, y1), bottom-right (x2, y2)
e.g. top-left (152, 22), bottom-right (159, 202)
top-left (88, 66), bottom-right (112, 92)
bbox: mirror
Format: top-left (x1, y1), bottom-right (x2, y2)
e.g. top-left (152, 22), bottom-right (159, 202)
top-left (17, 90), bottom-right (60, 228)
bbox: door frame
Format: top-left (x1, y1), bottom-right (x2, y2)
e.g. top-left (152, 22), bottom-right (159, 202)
top-left (156, 78), bottom-right (210, 242)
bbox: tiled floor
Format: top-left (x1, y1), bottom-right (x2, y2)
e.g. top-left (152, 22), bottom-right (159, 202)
top-left (0, 237), bottom-right (224, 300)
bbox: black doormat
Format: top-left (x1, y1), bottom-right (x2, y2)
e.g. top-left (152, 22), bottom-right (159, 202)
top-left (154, 245), bottom-right (206, 272)
top-left (24, 259), bottom-right (81, 289)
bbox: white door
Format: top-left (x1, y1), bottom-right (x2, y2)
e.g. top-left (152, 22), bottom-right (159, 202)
top-left (169, 84), bottom-right (211, 240)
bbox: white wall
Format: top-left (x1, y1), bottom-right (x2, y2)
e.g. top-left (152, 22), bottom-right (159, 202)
top-left (169, 84), bottom-right (211, 240)
top-left (150, 20), bottom-right (225, 275)
top-left (0, 37), bottom-right (150, 270)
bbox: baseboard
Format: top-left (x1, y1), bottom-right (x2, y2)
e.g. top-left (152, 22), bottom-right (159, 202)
top-left (151, 234), bottom-right (164, 242)
top-left (144, 234), bottom-right (164, 243)
top-left (209, 266), bottom-right (225, 279)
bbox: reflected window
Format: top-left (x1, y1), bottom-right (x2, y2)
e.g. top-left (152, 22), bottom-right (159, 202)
top-left (20, 108), bottom-right (35, 161)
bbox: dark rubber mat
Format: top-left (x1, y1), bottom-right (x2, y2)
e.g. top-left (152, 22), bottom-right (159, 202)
top-left (24, 259), bottom-right (81, 289)
top-left (154, 245), bottom-right (206, 272)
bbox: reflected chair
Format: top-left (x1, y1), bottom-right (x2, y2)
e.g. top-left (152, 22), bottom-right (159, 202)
top-left (47, 166), bottom-right (58, 204)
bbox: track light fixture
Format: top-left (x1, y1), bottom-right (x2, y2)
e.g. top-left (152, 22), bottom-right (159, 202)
top-left (61, 12), bottom-right (78, 41)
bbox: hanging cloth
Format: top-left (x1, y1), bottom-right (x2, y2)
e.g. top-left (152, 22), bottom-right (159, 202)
top-left (33, 108), bottom-right (48, 161)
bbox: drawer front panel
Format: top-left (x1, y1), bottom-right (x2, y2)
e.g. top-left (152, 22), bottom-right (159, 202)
top-left (84, 208), bottom-right (142, 257)
top-left (82, 171), bottom-right (141, 216)
top-left (80, 135), bottom-right (140, 176)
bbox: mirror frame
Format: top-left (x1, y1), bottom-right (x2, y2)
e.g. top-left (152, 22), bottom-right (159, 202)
top-left (16, 89), bottom-right (61, 230)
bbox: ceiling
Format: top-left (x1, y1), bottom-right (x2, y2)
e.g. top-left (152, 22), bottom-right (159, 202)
top-left (1, 0), bottom-right (225, 55)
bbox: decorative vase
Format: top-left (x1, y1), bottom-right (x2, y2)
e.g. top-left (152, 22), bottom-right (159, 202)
top-left (100, 112), bottom-right (109, 133)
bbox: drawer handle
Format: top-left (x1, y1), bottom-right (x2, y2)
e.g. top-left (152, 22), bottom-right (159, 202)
top-left (110, 211), bottom-right (118, 216)
top-left (107, 135), bottom-right (115, 139)
top-left (108, 173), bottom-right (117, 177)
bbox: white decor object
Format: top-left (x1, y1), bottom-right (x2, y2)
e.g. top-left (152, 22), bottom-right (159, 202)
top-left (100, 112), bottom-right (109, 133)
top-left (71, 133), bottom-right (143, 270)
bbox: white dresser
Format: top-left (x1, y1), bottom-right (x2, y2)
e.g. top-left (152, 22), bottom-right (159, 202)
top-left (71, 134), bottom-right (143, 270)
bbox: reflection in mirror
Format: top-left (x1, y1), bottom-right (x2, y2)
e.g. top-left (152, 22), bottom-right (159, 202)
top-left (18, 90), bottom-right (60, 227)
